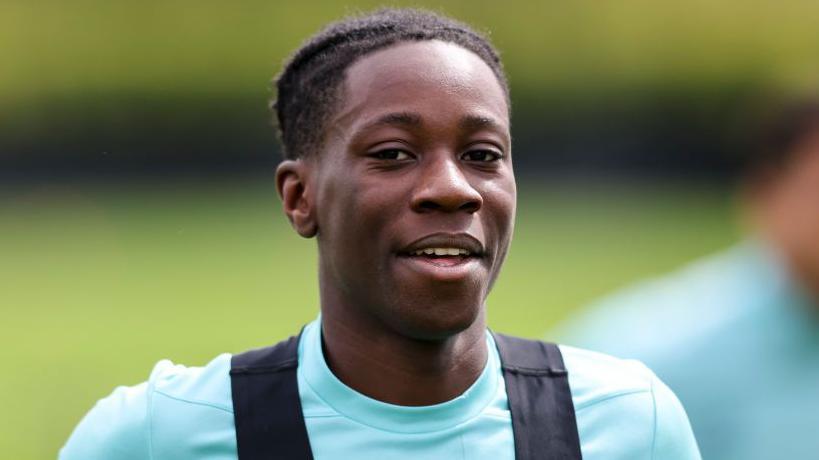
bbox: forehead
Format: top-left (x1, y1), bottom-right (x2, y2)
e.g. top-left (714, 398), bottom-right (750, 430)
top-left (330, 40), bottom-right (509, 134)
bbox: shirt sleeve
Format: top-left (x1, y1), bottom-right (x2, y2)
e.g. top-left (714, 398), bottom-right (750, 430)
top-left (59, 381), bottom-right (152, 460)
top-left (651, 374), bottom-right (701, 460)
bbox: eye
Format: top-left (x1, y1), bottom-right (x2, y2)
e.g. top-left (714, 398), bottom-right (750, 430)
top-left (461, 149), bottom-right (502, 162)
top-left (371, 149), bottom-right (413, 161)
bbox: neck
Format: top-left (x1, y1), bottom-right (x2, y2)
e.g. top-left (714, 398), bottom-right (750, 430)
top-left (319, 304), bottom-right (488, 406)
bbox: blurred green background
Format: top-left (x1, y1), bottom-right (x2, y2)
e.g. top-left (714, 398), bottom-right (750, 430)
top-left (0, 179), bottom-right (740, 459)
top-left (2, 1), bottom-right (817, 458)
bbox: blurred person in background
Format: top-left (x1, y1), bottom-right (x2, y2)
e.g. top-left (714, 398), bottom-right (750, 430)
top-left (554, 96), bottom-right (819, 459)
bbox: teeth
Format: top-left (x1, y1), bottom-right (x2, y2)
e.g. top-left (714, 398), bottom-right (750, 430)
top-left (411, 247), bottom-right (472, 256)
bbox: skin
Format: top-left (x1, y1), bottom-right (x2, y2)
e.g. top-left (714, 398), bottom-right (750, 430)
top-left (748, 130), bottom-right (819, 300)
top-left (276, 40), bottom-right (515, 405)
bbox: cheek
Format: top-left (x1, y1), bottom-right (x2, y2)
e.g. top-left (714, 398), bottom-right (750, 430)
top-left (480, 178), bottom-right (516, 289)
top-left (317, 172), bottom-right (402, 253)
top-left (482, 177), bottom-right (517, 238)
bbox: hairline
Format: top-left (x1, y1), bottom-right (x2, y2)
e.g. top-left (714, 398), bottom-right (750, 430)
top-left (299, 37), bottom-right (511, 161)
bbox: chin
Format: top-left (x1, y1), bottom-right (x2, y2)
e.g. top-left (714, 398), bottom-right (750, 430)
top-left (381, 289), bottom-right (486, 342)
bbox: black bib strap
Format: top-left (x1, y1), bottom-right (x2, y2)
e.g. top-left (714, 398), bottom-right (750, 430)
top-left (230, 330), bottom-right (580, 460)
top-left (230, 334), bottom-right (314, 460)
top-left (493, 333), bottom-right (583, 460)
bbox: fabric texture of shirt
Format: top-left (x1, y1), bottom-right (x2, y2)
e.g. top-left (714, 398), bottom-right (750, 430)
top-left (61, 319), bottom-right (701, 459)
top-left (554, 238), bottom-right (819, 460)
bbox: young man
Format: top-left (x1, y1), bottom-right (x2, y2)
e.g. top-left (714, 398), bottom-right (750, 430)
top-left (61, 9), bottom-right (700, 459)
top-left (555, 98), bottom-right (819, 459)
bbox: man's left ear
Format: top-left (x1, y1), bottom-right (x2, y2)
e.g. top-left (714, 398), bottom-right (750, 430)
top-left (275, 159), bottom-right (318, 238)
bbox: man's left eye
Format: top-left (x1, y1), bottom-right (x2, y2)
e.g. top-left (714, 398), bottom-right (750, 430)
top-left (461, 150), bottom-right (502, 162)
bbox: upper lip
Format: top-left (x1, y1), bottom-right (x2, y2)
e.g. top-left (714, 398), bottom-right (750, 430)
top-left (399, 233), bottom-right (485, 256)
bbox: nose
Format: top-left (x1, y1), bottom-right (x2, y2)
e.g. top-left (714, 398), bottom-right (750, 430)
top-left (411, 157), bottom-right (483, 214)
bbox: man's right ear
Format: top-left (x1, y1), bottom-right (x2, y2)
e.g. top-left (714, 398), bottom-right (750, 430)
top-left (275, 159), bottom-right (318, 238)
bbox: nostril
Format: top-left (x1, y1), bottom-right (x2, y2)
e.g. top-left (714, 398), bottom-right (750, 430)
top-left (414, 196), bottom-right (482, 213)
top-left (460, 200), bottom-right (481, 213)
top-left (419, 200), bottom-right (441, 211)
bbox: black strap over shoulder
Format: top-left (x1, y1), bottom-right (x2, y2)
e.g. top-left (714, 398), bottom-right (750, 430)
top-left (230, 333), bottom-right (314, 460)
top-left (230, 330), bottom-right (581, 460)
top-left (493, 333), bottom-right (583, 460)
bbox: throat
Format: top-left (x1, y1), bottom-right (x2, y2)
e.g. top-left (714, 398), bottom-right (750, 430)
top-left (319, 318), bottom-right (488, 406)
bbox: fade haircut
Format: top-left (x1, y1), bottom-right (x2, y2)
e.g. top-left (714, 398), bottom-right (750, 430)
top-left (753, 97), bottom-right (819, 170)
top-left (272, 8), bottom-right (509, 160)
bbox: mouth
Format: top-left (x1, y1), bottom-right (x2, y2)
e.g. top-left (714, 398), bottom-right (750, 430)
top-left (397, 233), bottom-right (485, 268)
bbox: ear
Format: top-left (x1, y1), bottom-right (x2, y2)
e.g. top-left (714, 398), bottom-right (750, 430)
top-left (275, 159), bottom-right (318, 238)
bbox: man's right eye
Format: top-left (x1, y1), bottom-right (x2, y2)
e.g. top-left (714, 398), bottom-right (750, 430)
top-left (371, 149), bottom-right (412, 161)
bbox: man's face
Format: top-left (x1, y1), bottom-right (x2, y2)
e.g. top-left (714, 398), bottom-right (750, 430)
top-left (310, 40), bottom-right (515, 340)
top-left (755, 133), bottom-right (819, 299)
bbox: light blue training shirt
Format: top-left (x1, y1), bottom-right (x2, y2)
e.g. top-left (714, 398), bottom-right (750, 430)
top-left (61, 319), bottom-right (701, 459)
top-left (555, 238), bottom-right (819, 460)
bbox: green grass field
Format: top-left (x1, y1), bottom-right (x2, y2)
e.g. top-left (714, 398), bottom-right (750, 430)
top-left (0, 177), bottom-right (739, 459)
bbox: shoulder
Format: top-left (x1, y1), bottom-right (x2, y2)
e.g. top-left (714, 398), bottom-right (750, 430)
top-left (553, 242), bottom-right (772, 359)
top-left (560, 345), bottom-right (701, 459)
top-left (149, 353), bottom-right (234, 412)
top-left (59, 379), bottom-right (152, 460)
top-left (560, 344), bottom-right (656, 411)
top-left (60, 353), bottom-right (235, 459)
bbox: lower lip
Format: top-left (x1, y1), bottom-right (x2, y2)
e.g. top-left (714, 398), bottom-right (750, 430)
top-left (396, 255), bottom-right (483, 280)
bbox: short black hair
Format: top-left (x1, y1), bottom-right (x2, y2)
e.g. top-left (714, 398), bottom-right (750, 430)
top-left (752, 97), bottom-right (819, 170)
top-left (272, 8), bottom-right (509, 160)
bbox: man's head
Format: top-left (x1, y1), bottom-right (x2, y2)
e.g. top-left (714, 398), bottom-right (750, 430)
top-left (744, 98), bottom-right (819, 298)
top-left (274, 9), bottom-right (515, 341)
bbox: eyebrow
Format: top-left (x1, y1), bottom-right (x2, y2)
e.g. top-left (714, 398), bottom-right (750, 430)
top-left (459, 115), bottom-right (503, 132)
top-left (359, 112), bottom-right (423, 131)
top-left (359, 112), bottom-right (505, 133)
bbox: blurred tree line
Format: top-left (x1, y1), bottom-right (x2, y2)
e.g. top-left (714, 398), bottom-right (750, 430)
top-left (3, 0), bottom-right (818, 181)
